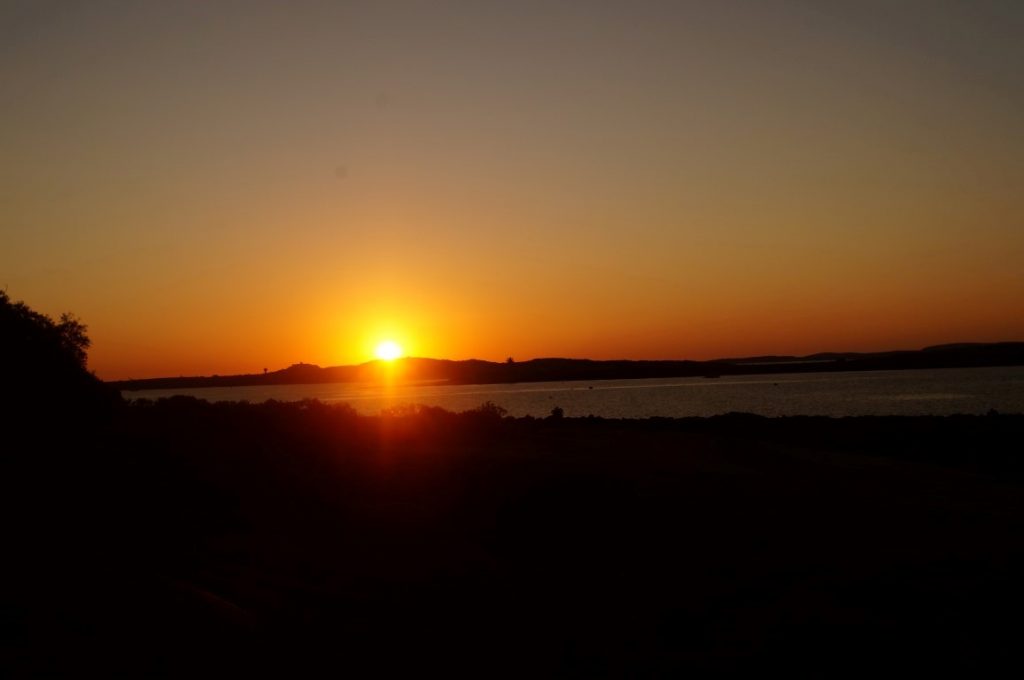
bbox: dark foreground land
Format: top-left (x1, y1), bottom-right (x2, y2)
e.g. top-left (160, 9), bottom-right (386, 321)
top-left (5, 402), bottom-right (1024, 676)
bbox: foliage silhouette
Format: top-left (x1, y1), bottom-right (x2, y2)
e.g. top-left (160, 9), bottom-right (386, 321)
top-left (0, 291), bottom-right (118, 432)
top-left (467, 400), bottom-right (508, 420)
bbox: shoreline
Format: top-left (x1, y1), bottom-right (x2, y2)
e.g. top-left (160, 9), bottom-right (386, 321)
top-left (106, 342), bottom-right (1024, 391)
top-left (114, 365), bottom-right (1024, 419)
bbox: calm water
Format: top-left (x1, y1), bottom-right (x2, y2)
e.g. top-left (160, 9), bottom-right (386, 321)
top-left (126, 366), bottom-right (1024, 417)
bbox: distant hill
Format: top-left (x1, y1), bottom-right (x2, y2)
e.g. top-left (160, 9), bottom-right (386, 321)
top-left (108, 342), bottom-right (1024, 392)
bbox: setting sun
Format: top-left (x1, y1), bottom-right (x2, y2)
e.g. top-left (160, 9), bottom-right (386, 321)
top-left (374, 340), bottom-right (404, 361)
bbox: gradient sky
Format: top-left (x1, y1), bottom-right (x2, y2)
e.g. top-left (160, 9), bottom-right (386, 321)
top-left (2, 0), bottom-right (1022, 379)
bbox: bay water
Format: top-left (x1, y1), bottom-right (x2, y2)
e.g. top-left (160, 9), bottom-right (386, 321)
top-left (125, 365), bottom-right (1024, 418)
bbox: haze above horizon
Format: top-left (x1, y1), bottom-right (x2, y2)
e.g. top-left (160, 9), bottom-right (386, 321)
top-left (3, 1), bottom-right (1022, 380)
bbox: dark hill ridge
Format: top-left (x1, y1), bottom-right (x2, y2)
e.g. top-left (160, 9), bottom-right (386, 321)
top-left (109, 342), bottom-right (1024, 392)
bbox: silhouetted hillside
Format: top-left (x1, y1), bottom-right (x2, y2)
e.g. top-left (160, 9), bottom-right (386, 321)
top-left (111, 342), bottom-right (1024, 391)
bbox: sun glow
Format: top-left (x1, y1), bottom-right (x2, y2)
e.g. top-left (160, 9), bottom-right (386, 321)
top-left (374, 340), bottom-right (404, 361)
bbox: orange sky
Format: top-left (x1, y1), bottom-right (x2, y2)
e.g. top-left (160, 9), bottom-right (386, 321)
top-left (2, 2), bottom-right (1022, 380)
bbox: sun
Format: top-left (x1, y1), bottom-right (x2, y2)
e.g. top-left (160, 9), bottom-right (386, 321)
top-left (374, 340), bottom-right (404, 361)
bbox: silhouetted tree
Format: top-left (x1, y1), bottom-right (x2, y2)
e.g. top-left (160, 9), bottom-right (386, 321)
top-left (1, 292), bottom-right (89, 368)
top-left (464, 401), bottom-right (508, 430)
top-left (0, 291), bottom-right (117, 431)
top-left (58, 313), bottom-right (90, 365)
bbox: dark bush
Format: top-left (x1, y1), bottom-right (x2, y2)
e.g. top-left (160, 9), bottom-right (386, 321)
top-left (1, 291), bottom-right (120, 435)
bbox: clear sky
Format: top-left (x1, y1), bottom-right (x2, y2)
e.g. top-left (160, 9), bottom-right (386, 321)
top-left (2, 1), bottom-right (1022, 379)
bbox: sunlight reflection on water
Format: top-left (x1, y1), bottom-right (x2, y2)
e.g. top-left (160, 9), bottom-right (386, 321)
top-left (126, 366), bottom-right (1024, 418)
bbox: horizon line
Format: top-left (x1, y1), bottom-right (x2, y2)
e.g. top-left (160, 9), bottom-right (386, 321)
top-left (103, 340), bottom-right (1024, 383)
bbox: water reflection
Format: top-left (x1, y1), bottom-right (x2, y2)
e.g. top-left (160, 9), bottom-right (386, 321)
top-left (127, 366), bottom-right (1024, 418)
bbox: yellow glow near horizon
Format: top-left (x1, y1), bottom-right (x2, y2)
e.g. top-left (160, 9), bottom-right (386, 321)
top-left (5, 3), bottom-right (1024, 381)
top-left (374, 340), bottom-right (404, 361)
